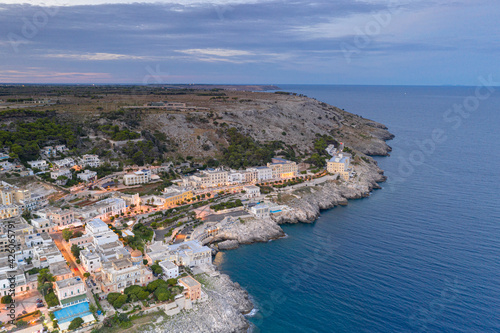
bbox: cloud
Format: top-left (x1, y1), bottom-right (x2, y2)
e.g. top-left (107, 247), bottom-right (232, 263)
top-left (42, 52), bottom-right (154, 61)
top-left (177, 48), bottom-right (253, 57)
top-left (0, 69), bottom-right (111, 83)
top-left (0, 0), bottom-right (266, 6)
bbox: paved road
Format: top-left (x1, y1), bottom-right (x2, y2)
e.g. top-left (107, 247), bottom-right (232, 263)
top-left (50, 231), bottom-right (83, 279)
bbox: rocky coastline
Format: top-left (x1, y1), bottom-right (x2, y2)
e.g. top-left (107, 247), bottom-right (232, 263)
top-left (149, 117), bottom-right (394, 332)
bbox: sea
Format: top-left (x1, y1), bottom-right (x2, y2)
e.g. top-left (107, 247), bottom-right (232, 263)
top-left (219, 85), bottom-right (500, 333)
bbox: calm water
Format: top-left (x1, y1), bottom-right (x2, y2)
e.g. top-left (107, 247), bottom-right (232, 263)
top-left (220, 85), bottom-right (500, 332)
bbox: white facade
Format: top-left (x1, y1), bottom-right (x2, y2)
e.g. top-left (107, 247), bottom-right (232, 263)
top-left (252, 167), bottom-right (273, 181)
top-left (51, 168), bottom-right (72, 181)
top-left (123, 169), bottom-right (151, 186)
top-left (53, 158), bottom-right (75, 169)
top-left (86, 218), bottom-right (109, 235)
top-left (249, 204), bottom-right (270, 218)
top-left (243, 185), bottom-right (260, 198)
top-left (27, 160), bottom-right (48, 170)
top-left (146, 240), bottom-right (212, 268)
top-left (159, 260), bottom-right (179, 279)
top-left (228, 171), bottom-right (245, 183)
top-left (77, 170), bottom-right (97, 182)
top-left (54, 277), bottom-right (87, 307)
top-left (81, 154), bottom-right (101, 168)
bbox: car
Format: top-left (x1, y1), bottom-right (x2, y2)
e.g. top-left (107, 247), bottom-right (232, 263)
top-left (37, 303), bottom-right (44, 308)
top-left (74, 268), bottom-right (78, 272)
top-left (22, 310), bottom-right (27, 315)
top-left (36, 298), bottom-right (42, 302)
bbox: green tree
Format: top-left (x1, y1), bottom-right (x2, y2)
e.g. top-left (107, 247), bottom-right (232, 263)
top-left (71, 244), bottom-right (82, 259)
top-left (37, 268), bottom-right (55, 296)
top-left (1, 295), bottom-right (13, 304)
top-left (151, 264), bottom-right (163, 275)
top-left (62, 229), bottom-right (73, 242)
top-left (83, 272), bottom-right (91, 279)
top-left (113, 295), bottom-right (128, 309)
top-left (166, 278), bottom-right (177, 286)
top-left (68, 317), bottom-right (84, 330)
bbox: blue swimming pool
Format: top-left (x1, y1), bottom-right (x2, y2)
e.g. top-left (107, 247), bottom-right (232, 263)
top-left (53, 302), bottom-right (92, 324)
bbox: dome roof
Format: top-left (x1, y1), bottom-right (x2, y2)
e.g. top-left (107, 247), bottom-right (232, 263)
top-left (131, 250), bottom-right (142, 257)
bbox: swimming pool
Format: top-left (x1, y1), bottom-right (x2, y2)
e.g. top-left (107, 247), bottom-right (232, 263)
top-left (53, 302), bottom-right (92, 324)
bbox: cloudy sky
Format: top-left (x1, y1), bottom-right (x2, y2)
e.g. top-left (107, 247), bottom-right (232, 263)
top-left (0, 0), bottom-right (498, 84)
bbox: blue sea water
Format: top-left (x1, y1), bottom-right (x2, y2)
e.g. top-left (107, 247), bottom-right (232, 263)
top-left (219, 85), bottom-right (500, 333)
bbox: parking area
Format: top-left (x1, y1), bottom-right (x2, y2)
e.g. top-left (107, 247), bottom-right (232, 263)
top-left (0, 292), bottom-right (45, 323)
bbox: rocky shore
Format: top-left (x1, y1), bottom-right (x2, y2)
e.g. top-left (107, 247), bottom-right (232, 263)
top-left (140, 272), bottom-right (253, 333)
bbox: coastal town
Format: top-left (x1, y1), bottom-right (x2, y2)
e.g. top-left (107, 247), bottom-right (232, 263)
top-left (0, 138), bottom-right (357, 333)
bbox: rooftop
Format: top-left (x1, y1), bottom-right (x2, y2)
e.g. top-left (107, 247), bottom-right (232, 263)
top-left (56, 276), bottom-right (84, 289)
top-left (178, 275), bottom-right (200, 288)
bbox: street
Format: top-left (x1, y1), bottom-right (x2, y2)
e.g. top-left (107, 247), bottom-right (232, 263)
top-left (50, 231), bottom-right (83, 279)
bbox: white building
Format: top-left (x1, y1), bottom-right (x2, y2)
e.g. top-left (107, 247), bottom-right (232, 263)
top-left (27, 160), bottom-right (48, 170)
top-left (77, 169), bottom-right (97, 182)
top-left (41, 146), bottom-right (56, 157)
top-left (31, 217), bottom-right (57, 233)
top-left (249, 203), bottom-right (270, 218)
top-left (86, 218), bottom-right (109, 235)
top-left (80, 154), bottom-right (101, 168)
top-left (51, 168), bottom-right (72, 184)
top-left (159, 260), bottom-right (179, 279)
top-left (248, 166), bottom-right (273, 181)
top-left (80, 245), bottom-right (102, 273)
top-left (243, 185), bottom-right (260, 198)
top-left (55, 145), bottom-right (67, 153)
top-left (54, 277), bottom-right (87, 307)
top-left (53, 158), bottom-right (75, 169)
top-left (146, 240), bottom-right (212, 268)
top-left (228, 171), bottom-right (245, 183)
top-left (123, 169), bottom-right (151, 186)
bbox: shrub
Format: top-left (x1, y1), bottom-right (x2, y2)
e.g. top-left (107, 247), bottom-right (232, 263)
top-left (68, 317), bottom-right (84, 330)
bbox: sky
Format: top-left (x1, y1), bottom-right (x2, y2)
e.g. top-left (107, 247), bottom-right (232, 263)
top-left (0, 0), bottom-right (498, 85)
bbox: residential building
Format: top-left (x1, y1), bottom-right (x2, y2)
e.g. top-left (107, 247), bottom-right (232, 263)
top-left (77, 169), bottom-right (97, 182)
top-left (55, 145), bottom-right (67, 153)
top-left (80, 244), bottom-right (101, 273)
top-left (92, 198), bottom-right (126, 220)
top-left (53, 157), bottom-right (75, 169)
top-left (41, 146), bottom-right (57, 157)
top-left (266, 157), bottom-right (298, 179)
top-left (248, 166), bottom-right (273, 181)
top-left (0, 269), bottom-right (36, 297)
top-left (159, 260), bottom-right (179, 279)
top-left (100, 250), bottom-right (153, 293)
top-left (51, 168), bottom-right (72, 185)
top-left (146, 240), bottom-right (212, 268)
top-left (49, 261), bottom-right (73, 281)
top-left (200, 169), bottom-right (228, 187)
top-left (31, 217), bottom-right (57, 233)
top-left (149, 187), bottom-right (194, 208)
top-left (326, 153), bottom-right (351, 180)
top-left (228, 171), bottom-right (245, 183)
top-left (80, 154), bottom-right (101, 168)
top-left (249, 203), bottom-right (270, 218)
top-left (0, 204), bottom-right (19, 219)
top-left (123, 169), bottom-right (151, 186)
top-left (243, 185), bottom-right (260, 198)
top-left (178, 275), bottom-right (201, 301)
top-left (27, 160), bottom-right (48, 170)
top-left (54, 277), bottom-right (87, 307)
